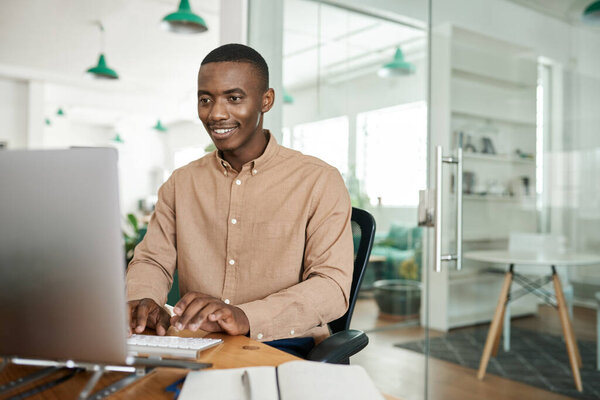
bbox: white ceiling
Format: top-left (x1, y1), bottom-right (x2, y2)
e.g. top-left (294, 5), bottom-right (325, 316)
top-left (283, 0), bottom-right (426, 89)
top-left (0, 0), bottom-right (598, 127)
top-left (0, 0), bottom-right (220, 127)
top-left (0, 0), bottom-right (220, 94)
top-left (506, 0), bottom-right (597, 23)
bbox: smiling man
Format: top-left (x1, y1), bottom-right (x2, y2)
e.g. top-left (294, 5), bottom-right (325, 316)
top-left (126, 44), bottom-right (353, 357)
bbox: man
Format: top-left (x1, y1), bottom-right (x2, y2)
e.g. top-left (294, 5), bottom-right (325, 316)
top-left (126, 44), bottom-right (353, 357)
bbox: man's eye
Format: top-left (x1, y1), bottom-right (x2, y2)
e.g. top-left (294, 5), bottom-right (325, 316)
top-left (229, 96), bottom-right (241, 102)
top-left (199, 98), bottom-right (210, 104)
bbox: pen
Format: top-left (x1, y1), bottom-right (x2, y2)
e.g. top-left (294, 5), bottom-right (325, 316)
top-left (242, 370), bottom-right (252, 400)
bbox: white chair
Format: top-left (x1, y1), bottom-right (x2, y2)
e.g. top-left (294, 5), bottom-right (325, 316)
top-left (502, 232), bottom-right (573, 352)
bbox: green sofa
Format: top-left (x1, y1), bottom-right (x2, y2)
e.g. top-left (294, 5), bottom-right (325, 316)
top-left (361, 224), bottom-right (422, 290)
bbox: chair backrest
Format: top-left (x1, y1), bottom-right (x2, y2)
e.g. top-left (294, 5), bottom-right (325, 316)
top-left (328, 207), bottom-right (376, 334)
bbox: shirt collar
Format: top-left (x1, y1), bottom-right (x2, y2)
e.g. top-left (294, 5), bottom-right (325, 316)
top-left (213, 130), bottom-right (280, 175)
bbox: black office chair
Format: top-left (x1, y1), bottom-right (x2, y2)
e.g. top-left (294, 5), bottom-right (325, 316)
top-left (306, 207), bottom-right (376, 364)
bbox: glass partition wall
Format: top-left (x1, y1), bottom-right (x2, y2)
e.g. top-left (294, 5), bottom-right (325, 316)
top-left (274, 1), bottom-right (600, 399)
top-left (281, 1), bottom-right (430, 399)
top-left (427, 1), bottom-right (600, 399)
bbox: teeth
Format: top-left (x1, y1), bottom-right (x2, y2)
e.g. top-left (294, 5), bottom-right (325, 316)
top-left (214, 128), bottom-right (234, 134)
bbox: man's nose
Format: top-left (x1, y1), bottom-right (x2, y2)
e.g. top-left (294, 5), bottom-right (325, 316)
top-left (209, 100), bottom-right (228, 121)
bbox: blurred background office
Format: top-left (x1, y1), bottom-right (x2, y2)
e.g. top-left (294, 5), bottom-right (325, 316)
top-left (1, 0), bottom-right (599, 399)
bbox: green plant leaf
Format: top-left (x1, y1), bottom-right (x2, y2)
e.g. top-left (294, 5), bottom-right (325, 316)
top-left (127, 213), bottom-right (138, 232)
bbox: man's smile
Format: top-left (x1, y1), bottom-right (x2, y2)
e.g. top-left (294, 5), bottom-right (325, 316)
top-left (210, 126), bottom-right (238, 139)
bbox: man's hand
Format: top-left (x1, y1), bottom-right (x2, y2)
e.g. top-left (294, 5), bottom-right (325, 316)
top-left (127, 298), bottom-right (171, 336)
top-left (171, 292), bottom-right (250, 336)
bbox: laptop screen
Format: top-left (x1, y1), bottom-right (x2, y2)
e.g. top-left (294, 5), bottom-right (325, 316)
top-left (0, 148), bottom-right (129, 364)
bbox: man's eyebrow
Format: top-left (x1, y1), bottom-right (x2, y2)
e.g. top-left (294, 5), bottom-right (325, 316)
top-left (197, 89), bottom-right (211, 97)
top-left (223, 88), bottom-right (246, 95)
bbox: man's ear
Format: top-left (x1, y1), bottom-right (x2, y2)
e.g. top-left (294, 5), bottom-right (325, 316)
top-left (261, 88), bottom-right (275, 113)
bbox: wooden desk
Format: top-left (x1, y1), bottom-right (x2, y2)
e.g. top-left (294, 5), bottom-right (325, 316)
top-left (0, 333), bottom-right (400, 400)
top-left (0, 333), bottom-right (298, 400)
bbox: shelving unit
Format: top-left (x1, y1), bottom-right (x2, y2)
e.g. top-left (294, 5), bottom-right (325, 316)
top-left (428, 25), bottom-right (539, 331)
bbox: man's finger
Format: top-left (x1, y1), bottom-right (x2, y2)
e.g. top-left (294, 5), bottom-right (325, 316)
top-left (127, 300), bottom-right (140, 330)
top-left (209, 308), bottom-right (229, 323)
top-left (173, 292), bottom-right (205, 316)
top-left (154, 308), bottom-right (171, 336)
top-left (134, 301), bottom-right (151, 333)
top-left (176, 297), bottom-right (211, 330)
top-left (189, 302), bottom-right (221, 331)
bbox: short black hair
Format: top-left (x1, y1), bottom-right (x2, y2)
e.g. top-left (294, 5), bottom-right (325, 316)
top-left (201, 43), bottom-right (269, 91)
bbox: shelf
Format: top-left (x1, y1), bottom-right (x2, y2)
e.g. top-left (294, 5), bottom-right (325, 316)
top-left (462, 153), bottom-right (535, 164)
top-left (452, 68), bottom-right (535, 90)
top-left (452, 110), bottom-right (536, 127)
top-left (463, 194), bottom-right (535, 202)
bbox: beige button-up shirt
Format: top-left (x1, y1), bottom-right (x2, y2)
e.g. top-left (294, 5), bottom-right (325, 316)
top-left (126, 132), bottom-right (353, 342)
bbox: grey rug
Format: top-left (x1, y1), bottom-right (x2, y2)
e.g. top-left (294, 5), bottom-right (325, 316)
top-left (395, 327), bottom-right (600, 400)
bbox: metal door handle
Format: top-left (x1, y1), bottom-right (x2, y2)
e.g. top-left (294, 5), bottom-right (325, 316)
top-left (427, 146), bottom-right (463, 272)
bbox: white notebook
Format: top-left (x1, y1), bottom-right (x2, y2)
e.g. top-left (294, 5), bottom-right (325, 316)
top-left (178, 360), bottom-right (384, 400)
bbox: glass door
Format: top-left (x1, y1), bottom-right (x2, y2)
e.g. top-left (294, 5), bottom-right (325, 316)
top-left (280, 1), bottom-right (431, 399)
top-left (427, 1), bottom-right (600, 399)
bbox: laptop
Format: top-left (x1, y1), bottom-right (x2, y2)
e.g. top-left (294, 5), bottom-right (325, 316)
top-left (0, 148), bottom-right (218, 368)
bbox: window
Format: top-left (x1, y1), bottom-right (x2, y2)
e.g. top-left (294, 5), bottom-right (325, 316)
top-left (290, 116), bottom-right (349, 175)
top-left (357, 102), bottom-right (427, 207)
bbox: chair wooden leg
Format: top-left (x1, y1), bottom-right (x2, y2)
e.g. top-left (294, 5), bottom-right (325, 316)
top-left (478, 271), bottom-right (512, 380)
top-left (553, 273), bottom-right (583, 392)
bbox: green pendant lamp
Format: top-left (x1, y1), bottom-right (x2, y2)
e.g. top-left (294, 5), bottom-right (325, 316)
top-left (86, 22), bottom-right (119, 80)
top-left (162, 0), bottom-right (208, 34)
top-left (111, 133), bottom-right (125, 143)
top-left (56, 108), bottom-right (65, 116)
top-left (87, 54), bottom-right (119, 80)
top-left (153, 120), bottom-right (168, 132)
top-left (45, 118), bottom-right (52, 126)
top-left (583, 1), bottom-right (600, 24)
top-left (283, 89), bottom-right (294, 105)
top-left (378, 47), bottom-right (415, 78)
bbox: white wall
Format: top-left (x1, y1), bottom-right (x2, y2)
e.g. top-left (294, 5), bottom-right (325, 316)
top-left (0, 77), bottom-right (28, 149)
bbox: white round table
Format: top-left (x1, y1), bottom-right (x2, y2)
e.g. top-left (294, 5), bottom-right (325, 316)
top-left (464, 250), bottom-right (600, 393)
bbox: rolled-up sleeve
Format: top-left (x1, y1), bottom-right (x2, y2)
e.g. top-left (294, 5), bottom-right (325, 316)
top-left (237, 168), bottom-right (353, 342)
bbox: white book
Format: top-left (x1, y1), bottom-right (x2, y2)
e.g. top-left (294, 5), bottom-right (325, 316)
top-left (178, 360), bottom-right (384, 400)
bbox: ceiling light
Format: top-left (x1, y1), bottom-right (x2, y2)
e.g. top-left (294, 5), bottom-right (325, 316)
top-left (162, 0), bottom-right (208, 34)
top-left (153, 120), bottom-right (168, 132)
top-left (56, 108), bottom-right (65, 116)
top-left (283, 89), bottom-right (294, 104)
top-left (86, 22), bottom-right (119, 80)
top-left (378, 47), bottom-right (415, 78)
top-left (583, 1), bottom-right (600, 24)
top-left (111, 133), bottom-right (125, 143)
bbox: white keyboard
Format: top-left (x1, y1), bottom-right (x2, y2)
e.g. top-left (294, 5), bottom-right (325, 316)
top-left (127, 334), bottom-right (222, 359)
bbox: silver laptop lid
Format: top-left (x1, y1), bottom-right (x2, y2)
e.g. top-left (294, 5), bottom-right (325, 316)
top-left (0, 148), bottom-right (129, 364)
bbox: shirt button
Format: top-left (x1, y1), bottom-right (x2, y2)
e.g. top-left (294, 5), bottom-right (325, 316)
top-left (223, 171), bottom-right (228, 176)
top-left (252, 169), bottom-right (258, 175)
top-left (224, 299), bottom-right (230, 304)
top-left (290, 329), bottom-right (295, 335)
top-left (229, 259), bottom-right (235, 265)
top-left (231, 218), bottom-right (237, 224)
top-left (235, 179), bottom-right (242, 185)
top-left (257, 333), bottom-right (264, 340)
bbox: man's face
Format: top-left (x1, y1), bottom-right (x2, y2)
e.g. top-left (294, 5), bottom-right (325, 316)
top-left (197, 61), bottom-right (274, 154)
